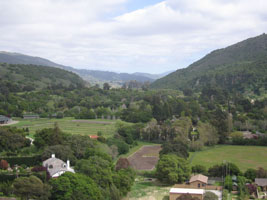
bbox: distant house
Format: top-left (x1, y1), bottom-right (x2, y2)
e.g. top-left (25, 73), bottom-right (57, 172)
top-left (42, 154), bottom-right (75, 178)
top-left (190, 174), bottom-right (209, 188)
top-left (23, 114), bottom-right (39, 119)
top-left (90, 135), bottom-right (99, 139)
top-left (171, 174), bottom-right (222, 200)
top-left (0, 115), bottom-right (12, 124)
top-left (255, 178), bottom-right (267, 191)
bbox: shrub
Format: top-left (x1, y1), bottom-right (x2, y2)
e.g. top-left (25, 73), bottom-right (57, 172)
top-left (192, 165), bottom-right (207, 175)
top-left (115, 158), bottom-right (130, 171)
top-left (204, 191), bottom-right (218, 200)
top-left (31, 166), bottom-right (51, 180)
top-left (0, 181), bottom-right (13, 196)
top-left (0, 160), bottom-right (9, 170)
top-left (0, 155), bottom-right (41, 167)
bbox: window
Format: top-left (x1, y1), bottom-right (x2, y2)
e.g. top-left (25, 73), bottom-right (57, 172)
top-left (49, 165), bottom-right (53, 169)
top-left (198, 183), bottom-right (200, 188)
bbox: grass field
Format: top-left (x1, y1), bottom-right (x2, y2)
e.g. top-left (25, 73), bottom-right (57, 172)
top-left (10, 117), bottom-right (117, 138)
top-left (189, 145), bottom-right (267, 171)
top-left (125, 176), bottom-right (170, 200)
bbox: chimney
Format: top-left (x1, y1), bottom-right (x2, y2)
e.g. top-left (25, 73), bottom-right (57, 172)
top-left (67, 160), bottom-right (70, 169)
top-left (51, 154), bottom-right (55, 158)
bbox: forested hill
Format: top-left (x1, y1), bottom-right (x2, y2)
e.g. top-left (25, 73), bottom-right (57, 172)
top-left (151, 34), bottom-right (267, 96)
top-left (0, 51), bottom-right (65, 68)
top-left (0, 51), bottom-right (156, 85)
top-left (0, 63), bottom-right (85, 92)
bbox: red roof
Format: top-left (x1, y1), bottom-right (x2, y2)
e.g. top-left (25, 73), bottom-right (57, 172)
top-left (90, 135), bottom-right (99, 139)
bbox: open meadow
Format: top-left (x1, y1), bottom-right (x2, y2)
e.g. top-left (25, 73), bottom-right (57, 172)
top-left (189, 145), bottom-right (267, 171)
top-left (10, 117), bottom-right (117, 138)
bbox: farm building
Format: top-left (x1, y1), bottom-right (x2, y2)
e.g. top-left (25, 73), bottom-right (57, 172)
top-left (43, 154), bottom-right (75, 178)
top-left (171, 174), bottom-right (222, 200)
top-left (89, 135), bottom-right (99, 139)
top-left (255, 178), bottom-right (267, 191)
top-left (23, 114), bottom-right (40, 119)
top-left (0, 115), bottom-right (12, 124)
top-left (169, 188), bottom-right (204, 200)
top-left (189, 174), bottom-right (209, 188)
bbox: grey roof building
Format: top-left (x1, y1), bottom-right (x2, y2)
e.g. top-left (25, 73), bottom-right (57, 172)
top-left (23, 114), bottom-right (39, 119)
top-left (0, 115), bottom-right (11, 124)
top-left (43, 154), bottom-right (75, 178)
top-left (255, 178), bottom-right (267, 191)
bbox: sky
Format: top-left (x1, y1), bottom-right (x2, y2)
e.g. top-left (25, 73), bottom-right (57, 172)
top-left (0, 0), bottom-right (267, 74)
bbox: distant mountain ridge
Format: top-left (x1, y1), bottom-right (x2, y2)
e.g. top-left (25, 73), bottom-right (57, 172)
top-left (151, 33), bottom-right (267, 96)
top-left (0, 63), bottom-right (85, 92)
top-left (0, 51), bottom-right (65, 68)
top-left (0, 51), bottom-right (172, 86)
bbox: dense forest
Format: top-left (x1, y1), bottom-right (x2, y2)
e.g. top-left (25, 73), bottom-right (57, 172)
top-left (0, 63), bottom-right (85, 92)
top-left (151, 34), bottom-right (267, 98)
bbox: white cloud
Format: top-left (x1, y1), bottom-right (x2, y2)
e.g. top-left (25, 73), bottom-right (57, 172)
top-left (0, 0), bottom-right (267, 73)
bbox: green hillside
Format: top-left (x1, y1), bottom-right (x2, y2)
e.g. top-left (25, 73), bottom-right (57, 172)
top-left (151, 34), bottom-right (267, 96)
top-left (0, 63), bottom-right (85, 92)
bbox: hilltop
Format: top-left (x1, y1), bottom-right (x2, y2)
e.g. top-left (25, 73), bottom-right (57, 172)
top-left (151, 34), bottom-right (267, 96)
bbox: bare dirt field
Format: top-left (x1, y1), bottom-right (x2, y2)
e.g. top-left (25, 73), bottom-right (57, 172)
top-left (128, 145), bottom-right (161, 170)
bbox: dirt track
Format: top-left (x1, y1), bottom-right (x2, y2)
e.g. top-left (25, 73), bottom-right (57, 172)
top-left (128, 145), bottom-right (161, 171)
top-left (0, 121), bottom-right (19, 126)
top-left (71, 120), bottom-right (114, 124)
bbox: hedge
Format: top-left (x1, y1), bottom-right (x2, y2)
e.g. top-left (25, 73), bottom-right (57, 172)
top-left (0, 171), bottom-right (47, 183)
top-left (0, 155), bottom-right (42, 167)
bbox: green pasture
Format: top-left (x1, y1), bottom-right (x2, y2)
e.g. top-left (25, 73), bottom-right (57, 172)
top-left (10, 117), bottom-right (117, 138)
top-left (189, 145), bottom-right (267, 171)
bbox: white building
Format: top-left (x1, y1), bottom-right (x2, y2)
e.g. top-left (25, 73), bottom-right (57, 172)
top-left (42, 154), bottom-right (75, 178)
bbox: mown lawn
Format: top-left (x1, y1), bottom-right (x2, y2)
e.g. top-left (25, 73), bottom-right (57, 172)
top-left (10, 117), bottom-right (117, 138)
top-left (189, 145), bottom-right (267, 171)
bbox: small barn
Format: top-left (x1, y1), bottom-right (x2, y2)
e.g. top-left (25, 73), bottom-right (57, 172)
top-left (190, 174), bottom-right (209, 188)
top-left (23, 114), bottom-right (40, 119)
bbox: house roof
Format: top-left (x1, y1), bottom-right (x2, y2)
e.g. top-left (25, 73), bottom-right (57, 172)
top-left (170, 188), bottom-right (204, 195)
top-left (190, 174), bottom-right (208, 184)
top-left (255, 178), bottom-right (267, 187)
top-left (90, 135), bottom-right (99, 139)
top-left (0, 115), bottom-right (10, 121)
top-left (43, 156), bottom-right (74, 177)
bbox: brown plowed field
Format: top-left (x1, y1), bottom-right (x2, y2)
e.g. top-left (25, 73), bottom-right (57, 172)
top-left (128, 145), bottom-right (161, 170)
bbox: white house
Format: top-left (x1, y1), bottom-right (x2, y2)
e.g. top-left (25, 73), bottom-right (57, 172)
top-left (42, 154), bottom-right (75, 178)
